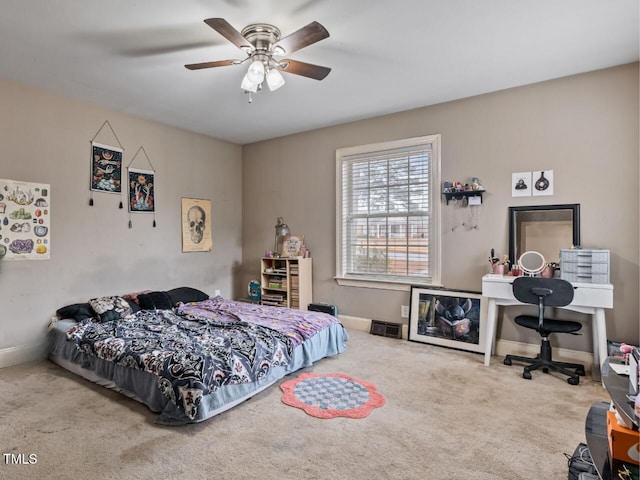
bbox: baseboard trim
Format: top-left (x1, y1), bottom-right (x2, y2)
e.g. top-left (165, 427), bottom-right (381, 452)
top-left (338, 315), bottom-right (593, 371)
top-left (0, 342), bottom-right (47, 368)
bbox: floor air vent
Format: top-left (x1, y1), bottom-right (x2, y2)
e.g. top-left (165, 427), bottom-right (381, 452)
top-left (370, 320), bottom-right (402, 339)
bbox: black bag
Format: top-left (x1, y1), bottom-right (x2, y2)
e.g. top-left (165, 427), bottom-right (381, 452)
top-left (566, 443), bottom-right (597, 480)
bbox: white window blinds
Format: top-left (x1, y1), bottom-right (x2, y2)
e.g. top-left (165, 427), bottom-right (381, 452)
top-left (336, 135), bottom-right (441, 286)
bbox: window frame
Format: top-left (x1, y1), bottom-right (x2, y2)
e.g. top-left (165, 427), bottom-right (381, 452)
top-left (335, 134), bottom-right (442, 290)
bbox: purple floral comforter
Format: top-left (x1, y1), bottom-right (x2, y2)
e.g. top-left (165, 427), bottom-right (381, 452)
top-left (66, 298), bottom-right (342, 421)
top-left (176, 297), bottom-right (341, 348)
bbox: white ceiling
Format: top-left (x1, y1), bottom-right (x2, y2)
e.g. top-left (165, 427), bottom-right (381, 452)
top-left (0, 1), bottom-right (637, 145)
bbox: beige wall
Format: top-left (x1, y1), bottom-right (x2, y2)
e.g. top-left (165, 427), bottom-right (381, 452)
top-left (0, 77), bottom-right (243, 367)
top-left (241, 63), bottom-right (640, 351)
top-left (0, 63), bottom-right (636, 367)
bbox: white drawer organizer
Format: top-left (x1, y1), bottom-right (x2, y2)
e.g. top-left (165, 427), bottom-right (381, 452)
top-left (560, 249), bottom-right (610, 284)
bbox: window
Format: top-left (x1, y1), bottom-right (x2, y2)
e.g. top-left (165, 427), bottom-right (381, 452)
top-left (336, 135), bottom-right (441, 289)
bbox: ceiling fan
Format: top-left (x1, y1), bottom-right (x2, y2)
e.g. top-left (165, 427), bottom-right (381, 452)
top-left (185, 18), bottom-right (331, 100)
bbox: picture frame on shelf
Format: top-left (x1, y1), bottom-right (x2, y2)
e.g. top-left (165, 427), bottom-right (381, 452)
top-left (408, 286), bottom-right (486, 353)
top-left (281, 234), bottom-right (304, 257)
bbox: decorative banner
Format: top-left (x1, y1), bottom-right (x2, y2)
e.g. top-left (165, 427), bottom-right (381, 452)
top-left (128, 168), bottom-right (155, 213)
top-left (91, 142), bottom-right (123, 194)
top-left (181, 197), bottom-right (212, 252)
top-left (0, 178), bottom-right (51, 260)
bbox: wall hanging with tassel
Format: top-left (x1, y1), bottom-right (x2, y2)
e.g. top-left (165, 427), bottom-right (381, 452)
top-left (126, 146), bottom-right (157, 228)
top-left (89, 120), bottom-right (125, 208)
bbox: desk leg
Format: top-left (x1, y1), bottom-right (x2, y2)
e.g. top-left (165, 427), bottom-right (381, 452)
top-left (593, 308), bottom-right (608, 374)
top-left (484, 298), bottom-right (498, 366)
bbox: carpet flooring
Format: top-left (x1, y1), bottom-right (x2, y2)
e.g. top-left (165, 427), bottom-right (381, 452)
top-left (0, 329), bottom-right (609, 480)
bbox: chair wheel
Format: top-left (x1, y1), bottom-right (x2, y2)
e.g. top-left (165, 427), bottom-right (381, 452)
top-left (568, 376), bottom-right (579, 385)
top-left (523, 371), bottom-right (532, 380)
top-left (542, 367), bottom-right (549, 374)
top-left (503, 358), bottom-right (512, 366)
top-left (576, 366), bottom-right (585, 376)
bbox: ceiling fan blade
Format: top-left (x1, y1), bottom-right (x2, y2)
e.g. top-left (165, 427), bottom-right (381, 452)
top-left (204, 18), bottom-right (253, 52)
top-left (185, 59), bottom-right (239, 70)
top-left (279, 59), bottom-right (331, 80)
top-left (274, 21), bottom-right (329, 55)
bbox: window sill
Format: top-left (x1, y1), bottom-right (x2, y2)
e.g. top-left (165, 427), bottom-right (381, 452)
top-left (334, 276), bottom-right (442, 291)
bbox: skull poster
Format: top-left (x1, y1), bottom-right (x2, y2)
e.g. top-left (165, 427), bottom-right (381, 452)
top-left (181, 197), bottom-right (212, 252)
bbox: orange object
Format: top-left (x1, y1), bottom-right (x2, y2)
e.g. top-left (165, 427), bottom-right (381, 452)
top-left (606, 410), bottom-right (640, 465)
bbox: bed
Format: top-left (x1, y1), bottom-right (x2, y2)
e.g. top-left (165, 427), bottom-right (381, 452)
top-left (48, 289), bottom-right (348, 425)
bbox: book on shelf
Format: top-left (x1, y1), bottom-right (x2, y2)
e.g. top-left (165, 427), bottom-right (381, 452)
top-left (262, 300), bottom-right (285, 306)
top-left (262, 293), bottom-right (285, 301)
top-left (266, 275), bottom-right (287, 289)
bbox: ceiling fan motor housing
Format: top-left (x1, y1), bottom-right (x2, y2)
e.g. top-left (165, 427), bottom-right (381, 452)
top-left (241, 23), bottom-right (282, 59)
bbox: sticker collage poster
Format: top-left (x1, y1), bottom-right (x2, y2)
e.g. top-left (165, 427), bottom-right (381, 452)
top-left (0, 179), bottom-right (51, 260)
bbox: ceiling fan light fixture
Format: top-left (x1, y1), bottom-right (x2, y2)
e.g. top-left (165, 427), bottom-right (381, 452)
top-left (246, 60), bottom-right (265, 84)
top-left (266, 68), bottom-right (286, 91)
top-left (241, 73), bottom-right (259, 92)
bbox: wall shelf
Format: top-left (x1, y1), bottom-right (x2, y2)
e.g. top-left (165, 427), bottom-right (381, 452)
top-left (442, 189), bottom-right (485, 205)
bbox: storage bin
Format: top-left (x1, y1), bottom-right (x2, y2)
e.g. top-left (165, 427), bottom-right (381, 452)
top-left (560, 249), bottom-right (610, 284)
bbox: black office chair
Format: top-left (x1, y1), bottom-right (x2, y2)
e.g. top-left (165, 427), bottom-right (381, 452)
top-left (503, 277), bottom-right (586, 385)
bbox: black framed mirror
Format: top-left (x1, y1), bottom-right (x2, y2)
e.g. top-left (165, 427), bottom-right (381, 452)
top-left (508, 204), bottom-right (580, 266)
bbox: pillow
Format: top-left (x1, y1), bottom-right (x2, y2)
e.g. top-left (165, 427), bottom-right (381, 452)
top-left (167, 287), bottom-right (209, 306)
top-left (124, 298), bottom-right (141, 314)
top-left (88, 296), bottom-right (133, 322)
top-left (56, 303), bottom-right (96, 322)
top-left (122, 290), bottom-right (152, 305)
top-left (137, 291), bottom-right (173, 310)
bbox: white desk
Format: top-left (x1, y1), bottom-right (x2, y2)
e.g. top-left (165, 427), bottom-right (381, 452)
top-left (481, 274), bottom-right (614, 373)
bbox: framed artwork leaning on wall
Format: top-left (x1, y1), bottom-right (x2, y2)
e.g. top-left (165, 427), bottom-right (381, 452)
top-left (408, 286), bottom-right (486, 354)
